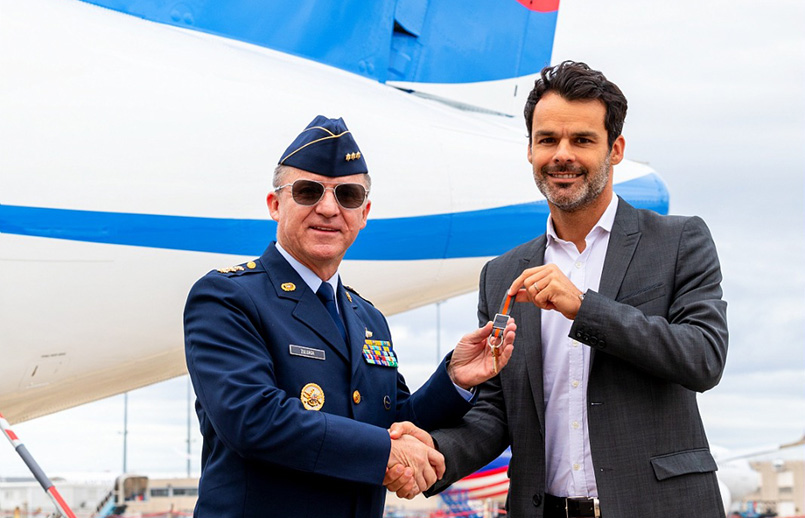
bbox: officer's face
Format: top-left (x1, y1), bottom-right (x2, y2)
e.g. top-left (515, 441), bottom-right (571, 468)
top-left (267, 168), bottom-right (371, 279)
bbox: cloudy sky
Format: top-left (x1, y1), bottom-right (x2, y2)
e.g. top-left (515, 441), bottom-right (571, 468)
top-left (2, 0), bottom-right (803, 481)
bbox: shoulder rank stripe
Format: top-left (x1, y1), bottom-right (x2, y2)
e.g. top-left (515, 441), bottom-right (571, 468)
top-left (217, 265), bottom-right (245, 274)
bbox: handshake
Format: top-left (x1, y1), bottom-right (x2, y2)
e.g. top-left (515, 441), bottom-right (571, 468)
top-left (383, 317), bottom-right (517, 499)
top-left (384, 421), bottom-right (443, 499)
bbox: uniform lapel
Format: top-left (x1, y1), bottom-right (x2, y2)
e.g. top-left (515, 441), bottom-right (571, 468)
top-left (292, 291), bottom-right (351, 363)
top-left (338, 283), bottom-right (367, 382)
top-left (260, 244), bottom-right (351, 364)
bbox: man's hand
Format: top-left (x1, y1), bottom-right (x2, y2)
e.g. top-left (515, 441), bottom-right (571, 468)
top-left (386, 425), bottom-right (444, 499)
top-left (385, 422), bottom-right (437, 499)
top-left (448, 319), bottom-right (516, 390)
top-left (388, 421), bottom-right (434, 447)
top-left (508, 264), bottom-right (584, 320)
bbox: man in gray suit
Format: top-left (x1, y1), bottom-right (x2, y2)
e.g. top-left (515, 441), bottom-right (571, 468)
top-left (387, 61), bottom-right (728, 517)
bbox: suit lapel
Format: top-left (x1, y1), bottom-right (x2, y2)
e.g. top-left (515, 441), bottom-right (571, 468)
top-left (517, 200), bottom-right (640, 429)
top-left (590, 199), bottom-right (641, 366)
top-left (599, 198), bottom-right (641, 300)
top-left (260, 244), bottom-right (351, 364)
top-left (520, 236), bottom-right (547, 433)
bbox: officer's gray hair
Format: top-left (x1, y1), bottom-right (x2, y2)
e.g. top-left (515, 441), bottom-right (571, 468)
top-left (272, 164), bottom-right (292, 189)
top-left (272, 165), bottom-right (372, 192)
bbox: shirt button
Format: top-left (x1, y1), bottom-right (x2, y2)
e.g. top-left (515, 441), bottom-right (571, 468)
top-left (352, 390), bottom-right (361, 404)
top-left (575, 261), bottom-right (583, 269)
top-left (572, 421), bottom-right (580, 429)
top-left (571, 340), bottom-right (579, 348)
top-left (572, 380), bottom-right (580, 388)
top-left (573, 463), bottom-right (581, 471)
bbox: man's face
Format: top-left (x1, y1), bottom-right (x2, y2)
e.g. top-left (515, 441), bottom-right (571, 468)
top-left (267, 168), bottom-right (371, 277)
top-left (528, 92), bottom-right (624, 212)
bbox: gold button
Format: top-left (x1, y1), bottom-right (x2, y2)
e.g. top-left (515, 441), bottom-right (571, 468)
top-left (247, 261), bottom-right (256, 269)
top-left (352, 390), bottom-right (361, 404)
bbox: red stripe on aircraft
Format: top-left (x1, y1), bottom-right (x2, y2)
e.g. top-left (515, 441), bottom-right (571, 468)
top-left (515, 0), bottom-right (560, 12)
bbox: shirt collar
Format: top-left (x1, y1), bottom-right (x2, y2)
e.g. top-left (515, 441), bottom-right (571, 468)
top-left (546, 194), bottom-right (619, 246)
top-left (275, 242), bottom-right (339, 294)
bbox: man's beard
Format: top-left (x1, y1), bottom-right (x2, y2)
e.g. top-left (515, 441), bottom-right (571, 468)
top-left (534, 155), bottom-right (611, 212)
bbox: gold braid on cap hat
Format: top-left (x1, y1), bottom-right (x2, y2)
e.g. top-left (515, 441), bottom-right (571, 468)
top-left (279, 127), bottom-right (353, 165)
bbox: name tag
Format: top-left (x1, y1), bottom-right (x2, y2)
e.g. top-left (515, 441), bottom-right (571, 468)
top-left (289, 344), bottom-right (326, 361)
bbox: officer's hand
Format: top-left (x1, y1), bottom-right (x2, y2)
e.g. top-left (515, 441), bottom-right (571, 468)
top-left (387, 434), bottom-right (444, 497)
top-left (509, 264), bottom-right (584, 320)
top-left (383, 464), bottom-right (418, 499)
top-left (448, 320), bottom-right (516, 389)
top-left (385, 422), bottom-right (437, 498)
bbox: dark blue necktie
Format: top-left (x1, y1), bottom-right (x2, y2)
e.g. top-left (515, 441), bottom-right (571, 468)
top-left (317, 282), bottom-right (347, 344)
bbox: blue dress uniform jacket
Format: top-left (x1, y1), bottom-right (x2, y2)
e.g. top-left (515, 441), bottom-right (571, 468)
top-left (184, 243), bottom-right (473, 518)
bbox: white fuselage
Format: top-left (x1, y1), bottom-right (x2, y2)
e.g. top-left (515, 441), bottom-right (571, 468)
top-left (0, 0), bottom-right (660, 425)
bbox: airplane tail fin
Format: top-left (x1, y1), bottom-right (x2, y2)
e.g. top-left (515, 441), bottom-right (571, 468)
top-left (79, 0), bottom-right (559, 84)
top-left (388, 0), bottom-right (559, 84)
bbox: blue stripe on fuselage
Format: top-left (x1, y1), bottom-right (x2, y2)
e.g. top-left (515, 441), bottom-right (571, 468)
top-left (0, 175), bottom-right (668, 260)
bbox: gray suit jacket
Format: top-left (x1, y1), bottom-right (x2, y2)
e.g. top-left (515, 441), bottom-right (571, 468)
top-left (429, 198), bottom-right (728, 518)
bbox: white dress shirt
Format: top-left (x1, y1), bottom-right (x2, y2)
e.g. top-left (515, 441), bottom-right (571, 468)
top-left (541, 194), bottom-right (618, 498)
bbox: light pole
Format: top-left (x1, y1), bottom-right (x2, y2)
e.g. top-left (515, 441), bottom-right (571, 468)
top-left (122, 392), bottom-right (128, 473)
top-left (186, 376), bottom-right (192, 478)
top-left (436, 301), bottom-right (443, 365)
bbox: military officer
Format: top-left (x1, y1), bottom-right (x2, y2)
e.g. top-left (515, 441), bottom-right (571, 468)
top-left (184, 115), bottom-right (516, 518)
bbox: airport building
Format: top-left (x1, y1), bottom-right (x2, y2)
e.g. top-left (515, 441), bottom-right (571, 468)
top-left (3, 463), bottom-right (803, 518)
top-left (740, 460), bottom-right (805, 517)
top-left (0, 477), bottom-right (108, 517)
top-left (0, 475), bottom-right (197, 518)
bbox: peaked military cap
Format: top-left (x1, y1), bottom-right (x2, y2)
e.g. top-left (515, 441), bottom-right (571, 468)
top-left (278, 115), bottom-right (368, 177)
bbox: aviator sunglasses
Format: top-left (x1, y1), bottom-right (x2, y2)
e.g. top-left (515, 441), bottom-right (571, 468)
top-left (276, 179), bottom-right (369, 209)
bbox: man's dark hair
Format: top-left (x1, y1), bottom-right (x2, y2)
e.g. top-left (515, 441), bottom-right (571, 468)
top-left (524, 61), bottom-right (627, 149)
